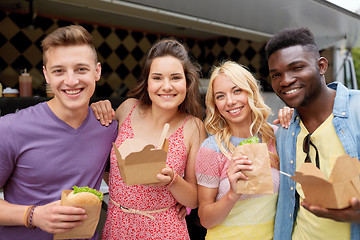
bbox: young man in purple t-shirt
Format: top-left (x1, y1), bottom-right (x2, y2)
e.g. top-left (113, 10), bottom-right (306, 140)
top-left (0, 25), bottom-right (117, 239)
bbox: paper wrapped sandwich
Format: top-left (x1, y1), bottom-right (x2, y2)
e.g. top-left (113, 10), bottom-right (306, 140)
top-left (291, 154), bottom-right (360, 209)
top-left (233, 136), bottom-right (274, 195)
top-left (54, 186), bottom-right (103, 239)
top-left (112, 124), bottom-right (169, 186)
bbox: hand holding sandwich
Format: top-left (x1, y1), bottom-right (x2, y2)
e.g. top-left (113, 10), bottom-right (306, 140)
top-left (29, 186), bottom-right (102, 234)
top-left (226, 155), bottom-right (253, 200)
top-left (0, 197), bottom-right (87, 234)
top-left (31, 200), bottom-right (87, 234)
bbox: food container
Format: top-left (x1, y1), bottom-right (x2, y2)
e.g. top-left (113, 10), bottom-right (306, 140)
top-left (291, 154), bottom-right (360, 209)
top-left (112, 124), bottom-right (170, 186)
top-left (54, 189), bottom-right (102, 239)
top-left (19, 69), bottom-right (32, 97)
top-left (3, 87), bottom-right (19, 97)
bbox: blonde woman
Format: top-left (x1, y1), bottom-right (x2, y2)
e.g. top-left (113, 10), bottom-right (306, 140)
top-left (196, 61), bottom-right (280, 239)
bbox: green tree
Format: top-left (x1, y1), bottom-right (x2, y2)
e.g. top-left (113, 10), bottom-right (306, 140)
top-left (352, 48), bottom-right (360, 89)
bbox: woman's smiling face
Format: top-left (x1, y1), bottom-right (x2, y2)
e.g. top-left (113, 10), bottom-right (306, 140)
top-left (213, 73), bottom-right (252, 129)
top-left (147, 56), bottom-right (187, 110)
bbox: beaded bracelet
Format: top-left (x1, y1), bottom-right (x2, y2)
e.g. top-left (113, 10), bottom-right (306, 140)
top-left (27, 205), bottom-right (37, 229)
top-left (166, 172), bottom-right (178, 189)
top-left (23, 205), bottom-right (33, 228)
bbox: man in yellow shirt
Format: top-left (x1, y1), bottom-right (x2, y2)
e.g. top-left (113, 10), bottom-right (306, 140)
top-left (266, 27), bottom-right (360, 240)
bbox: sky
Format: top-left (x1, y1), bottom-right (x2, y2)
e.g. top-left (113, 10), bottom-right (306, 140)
top-left (327, 0), bottom-right (360, 12)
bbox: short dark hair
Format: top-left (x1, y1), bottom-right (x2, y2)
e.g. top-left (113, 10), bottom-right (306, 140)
top-left (265, 27), bottom-right (319, 59)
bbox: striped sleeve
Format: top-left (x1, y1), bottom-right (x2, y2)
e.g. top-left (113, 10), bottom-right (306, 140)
top-left (195, 137), bottom-right (225, 188)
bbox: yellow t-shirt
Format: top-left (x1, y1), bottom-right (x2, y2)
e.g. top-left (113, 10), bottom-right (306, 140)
top-left (292, 114), bottom-right (351, 240)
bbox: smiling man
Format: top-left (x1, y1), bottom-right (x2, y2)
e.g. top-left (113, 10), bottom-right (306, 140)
top-left (266, 27), bottom-right (360, 240)
top-left (0, 25), bottom-right (117, 239)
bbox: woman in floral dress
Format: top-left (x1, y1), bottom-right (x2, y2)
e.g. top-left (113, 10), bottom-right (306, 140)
top-left (91, 39), bottom-right (206, 239)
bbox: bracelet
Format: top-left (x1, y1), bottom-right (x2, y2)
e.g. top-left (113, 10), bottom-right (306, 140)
top-left (28, 205), bottom-right (37, 229)
top-left (166, 171), bottom-right (178, 189)
top-left (24, 205), bottom-right (37, 229)
top-left (23, 205), bottom-right (33, 228)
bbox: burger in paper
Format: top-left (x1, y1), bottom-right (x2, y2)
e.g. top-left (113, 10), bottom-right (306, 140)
top-left (67, 186), bottom-right (103, 205)
top-left (234, 136), bottom-right (274, 195)
top-left (53, 186), bottom-right (103, 240)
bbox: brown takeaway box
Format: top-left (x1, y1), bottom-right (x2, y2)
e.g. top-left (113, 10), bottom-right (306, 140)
top-left (291, 154), bottom-right (360, 209)
top-left (112, 137), bottom-right (168, 186)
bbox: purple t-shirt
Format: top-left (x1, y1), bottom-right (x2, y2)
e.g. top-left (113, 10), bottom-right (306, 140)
top-left (0, 102), bottom-right (117, 239)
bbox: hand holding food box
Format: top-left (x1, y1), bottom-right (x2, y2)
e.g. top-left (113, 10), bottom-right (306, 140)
top-left (233, 136), bottom-right (274, 195)
top-left (291, 154), bottom-right (360, 209)
top-left (112, 124), bottom-right (169, 186)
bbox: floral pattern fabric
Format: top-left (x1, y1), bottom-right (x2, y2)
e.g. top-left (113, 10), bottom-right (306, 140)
top-left (102, 103), bottom-right (190, 240)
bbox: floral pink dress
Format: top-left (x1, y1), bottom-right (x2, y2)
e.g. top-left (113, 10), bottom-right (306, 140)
top-left (102, 103), bottom-right (190, 240)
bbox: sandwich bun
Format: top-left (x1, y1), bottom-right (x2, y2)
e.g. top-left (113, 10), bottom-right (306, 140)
top-left (67, 191), bottom-right (101, 205)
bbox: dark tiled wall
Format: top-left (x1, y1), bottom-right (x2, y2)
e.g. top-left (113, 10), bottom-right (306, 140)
top-left (0, 10), bottom-right (272, 97)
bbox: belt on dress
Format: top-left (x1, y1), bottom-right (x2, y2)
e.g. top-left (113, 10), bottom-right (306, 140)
top-left (110, 198), bottom-right (172, 220)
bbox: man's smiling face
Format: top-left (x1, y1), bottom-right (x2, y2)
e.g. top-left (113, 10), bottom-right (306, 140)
top-left (43, 44), bottom-right (101, 115)
top-left (268, 45), bottom-right (323, 108)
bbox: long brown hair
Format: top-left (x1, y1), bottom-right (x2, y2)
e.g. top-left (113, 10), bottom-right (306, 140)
top-left (128, 38), bottom-right (203, 119)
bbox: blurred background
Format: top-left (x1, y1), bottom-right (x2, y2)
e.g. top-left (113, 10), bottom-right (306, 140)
top-left (0, 0), bottom-right (359, 100)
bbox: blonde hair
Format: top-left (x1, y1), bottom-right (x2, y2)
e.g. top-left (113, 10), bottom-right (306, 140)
top-left (204, 61), bottom-right (279, 167)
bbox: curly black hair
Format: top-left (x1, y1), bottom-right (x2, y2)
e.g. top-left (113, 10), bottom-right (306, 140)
top-left (265, 26), bottom-right (319, 59)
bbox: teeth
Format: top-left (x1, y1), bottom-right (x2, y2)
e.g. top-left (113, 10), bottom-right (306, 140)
top-left (229, 108), bottom-right (241, 114)
top-left (65, 89), bottom-right (81, 95)
top-left (285, 88), bottom-right (300, 94)
top-left (161, 95), bottom-right (173, 98)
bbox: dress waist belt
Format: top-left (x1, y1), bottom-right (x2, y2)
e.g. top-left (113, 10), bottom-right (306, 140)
top-left (110, 198), bottom-right (172, 220)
